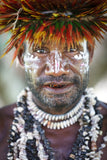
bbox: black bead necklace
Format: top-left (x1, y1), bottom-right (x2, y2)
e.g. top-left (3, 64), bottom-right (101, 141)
top-left (7, 88), bottom-right (107, 160)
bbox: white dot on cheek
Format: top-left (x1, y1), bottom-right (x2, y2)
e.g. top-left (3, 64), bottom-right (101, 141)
top-left (24, 53), bottom-right (40, 76)
top-left (73, 40), bottom-right (89, 74)
top-left (74, 54), bottom-right (83, 60)
top-left (33, 69), bottom-right (37, 74)
top-left (29, 69), bottom-right (32, 73)
top-left (80, 53), bottom-right (89, 73)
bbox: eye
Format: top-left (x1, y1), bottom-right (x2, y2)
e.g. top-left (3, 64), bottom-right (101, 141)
top-left (33, 47), bottom-right (50, 55)
top-left (69, 48), bottom-right (78, 53)
top-left (65, 47), bottom-right (78, 54)
top-left (65, 44), bottom-right (84, 54)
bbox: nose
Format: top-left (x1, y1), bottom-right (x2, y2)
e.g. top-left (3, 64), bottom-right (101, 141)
top-left (45, 50), bottom-right (69, 76)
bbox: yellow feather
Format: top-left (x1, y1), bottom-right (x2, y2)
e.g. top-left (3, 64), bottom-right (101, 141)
top-left (5, 4), bottom-right (16, 11)
top-left (20, 26), bottom-right (26, 32)
top-left (22, 4), bottom-right (33, 14)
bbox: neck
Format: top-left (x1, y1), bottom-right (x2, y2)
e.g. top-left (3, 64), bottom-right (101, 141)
top-left (7, 87), bottom-right (107, 160)
top-left (26, 88), bottom-right (85, 129)
top-left (31, 90), bottom-right (84, 115)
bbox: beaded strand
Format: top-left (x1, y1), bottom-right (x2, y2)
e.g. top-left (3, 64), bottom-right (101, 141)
top-left (7, 88), bottom-right (107, 160)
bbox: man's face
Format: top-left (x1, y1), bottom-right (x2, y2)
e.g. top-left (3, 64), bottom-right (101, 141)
top-left (22, 40), bottom-right (90, 114)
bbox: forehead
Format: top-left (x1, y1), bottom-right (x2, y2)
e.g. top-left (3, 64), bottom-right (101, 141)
top-left (25, 39), bottom-right (88, 52)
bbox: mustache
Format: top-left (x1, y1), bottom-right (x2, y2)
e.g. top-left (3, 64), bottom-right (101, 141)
top-left (36, 75), bottom-right (81, 85)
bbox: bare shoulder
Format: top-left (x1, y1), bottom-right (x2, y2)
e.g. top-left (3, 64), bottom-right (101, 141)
top-left (97, 100), bottom-right (107, 131)
top-left (0, 103), bottom-right (16, 117)
top-left (0, 103), bottom-right (16, 159)
top-left (96, 101), bottom-right (107, 160)
top-left (0, 103), bottom-right (16, 141)
top-left (97, 101), bottom-right (107, 117)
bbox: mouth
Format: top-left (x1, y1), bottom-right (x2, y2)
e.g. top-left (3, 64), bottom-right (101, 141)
top-left (43, 81), bottom-right (73, 94)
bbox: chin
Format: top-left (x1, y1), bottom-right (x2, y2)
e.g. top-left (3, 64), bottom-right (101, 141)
top-left (27, 74), bottom-right (88, 114)
top-left (32, 87), bottom-right (84, 114)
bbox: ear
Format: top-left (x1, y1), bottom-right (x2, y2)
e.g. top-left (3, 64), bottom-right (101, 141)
top-left (87, 42), bottom-right (95, 64)
top-left (15, 43), bottom-right (25, 67)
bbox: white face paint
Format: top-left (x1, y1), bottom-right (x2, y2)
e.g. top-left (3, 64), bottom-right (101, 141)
top-left (23, 39), bottom-right (89, 78)
top-left (46, 49), bottom-right (69, 75)
top-left (54, 50), bottom-right (62, 73)
top-left (74, 40), bottom-right (89, 74)
top-left (22, 40), bottom-right (90, 114)
top-left (23, 41), bottom-right (40, 76)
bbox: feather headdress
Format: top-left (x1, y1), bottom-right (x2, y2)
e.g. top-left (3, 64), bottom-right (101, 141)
top-left (0, 0), bottom-right (107, 63)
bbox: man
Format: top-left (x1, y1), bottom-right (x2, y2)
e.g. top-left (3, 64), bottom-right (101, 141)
top-left (0, 0), bottom-right (107, 159)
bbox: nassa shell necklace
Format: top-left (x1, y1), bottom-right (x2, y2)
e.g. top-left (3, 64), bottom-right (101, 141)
top-left (7, 88), bottom-right (107, 160)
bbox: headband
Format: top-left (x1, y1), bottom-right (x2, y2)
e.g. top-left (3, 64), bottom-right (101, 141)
top-left (0, 0), bottom-right (107, 63)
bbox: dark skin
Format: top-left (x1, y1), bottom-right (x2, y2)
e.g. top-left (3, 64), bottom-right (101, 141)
top-left (22, 41), bottom-right (91, 115)
top-left (0, 41), bottom-right (107, 160)
top-left (0, 103), bottom-right (107, 160)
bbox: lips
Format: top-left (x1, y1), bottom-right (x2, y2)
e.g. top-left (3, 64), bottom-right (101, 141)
top-left (47, 84), bottom-right (66, 88)
top-left (43, 81), bottom-right (73, 94)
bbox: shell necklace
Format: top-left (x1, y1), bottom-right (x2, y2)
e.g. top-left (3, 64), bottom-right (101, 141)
top-left (7, 88), bottom-right (107, 160)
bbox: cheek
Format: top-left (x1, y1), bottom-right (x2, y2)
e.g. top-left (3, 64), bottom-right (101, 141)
top-left (79, 52), bottom-right (89, 74)
top-left (67, 40), bottom-right (90, 74)
top-left (67, 52), bottom-right (89, 75)
top-left (80, 60), bottom-right (89, 74)
top-left (24, 55), bottom-right (46, 77)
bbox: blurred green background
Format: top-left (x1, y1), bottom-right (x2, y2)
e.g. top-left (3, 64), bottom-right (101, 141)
top-left (0, 33), bottom-right (107, 107)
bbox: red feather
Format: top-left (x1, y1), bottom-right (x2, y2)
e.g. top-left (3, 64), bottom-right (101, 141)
top-left (21, 0), bottom-right (35, 11)
top-left (11, 34), bottom-right (26, 65)
top-left (26, 30), bottom-right (33, 40)
top-left (0, 0), bottom-right (107, 62)
top-left (81, 26), bottom-right (94, 45)
top-left (0, 25), bottom-right (12, 34)
top-left (49, 25), bottom-right (55, 35)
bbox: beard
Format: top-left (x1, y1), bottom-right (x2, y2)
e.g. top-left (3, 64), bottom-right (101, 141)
top-left (26, 73), bottom-right (89, 114)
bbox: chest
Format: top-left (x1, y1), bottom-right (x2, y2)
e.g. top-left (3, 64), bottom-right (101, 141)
top-left (44, 125), bottom-right (79, 160)
top-left (0, 117), bottom-right (13, 160)
top-left (44, 124), bottom-right (107, 160)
